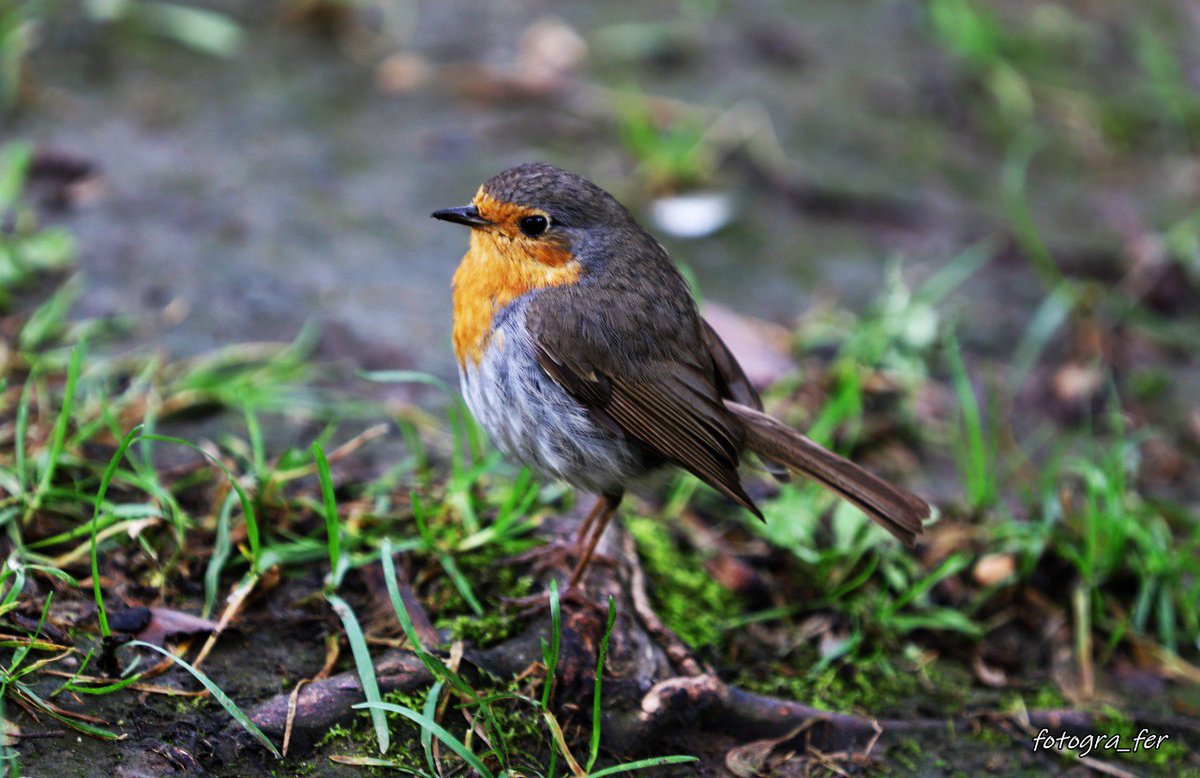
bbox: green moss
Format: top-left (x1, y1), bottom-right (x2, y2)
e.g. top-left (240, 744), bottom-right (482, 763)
top-left (313, 723), bottom-right (353, 749)
top-left (626, 514), bottom-right (739, 648)
top-left (439, 611), bottom-right (519, 647)
top-left (891, 737), bottom-right (923, 771)
top-left (1023, 685), bottom-right (1067, 711)
top-left (734, 652), bottom-right (973, 716)
top-left (433, 563), bottom-right (532, 646)
top-left (1094, 707), bottom-right (1195, 770)
top-left (309, 694), bottom-right (425, 775)
top-left (387, 677), bottom-right (551, 774)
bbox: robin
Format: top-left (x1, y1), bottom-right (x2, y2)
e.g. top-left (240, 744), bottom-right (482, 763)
top-left (433, 163), bottom-right (928, 593)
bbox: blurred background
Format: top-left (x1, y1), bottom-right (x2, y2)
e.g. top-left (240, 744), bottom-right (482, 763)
top-left (10, 0), bottom-right (1195, 378)
top-left (3, 1), bottom-right (1200, 773)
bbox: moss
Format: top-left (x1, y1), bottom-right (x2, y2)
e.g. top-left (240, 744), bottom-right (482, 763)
top-left (439, 611), bottom-right (520, 647)
top-left (626, 514), bottom-right (739, 648)
top-left (891, 737), bottom-right (922, 771)
top-left (313, 724), bottom-right (353, 749)
top-left (433, 565), bottom-right (532, 647)
top-left (384, 677), bottom-right (552, 774)
top-left (734, 652), bottom-right (973, 716)
top-left (1008, 681), bottom-right (1065, 715)
top-left (309, 698), bottom-right (426, 775)
top-left (1094, 707), bottom-right (1195, 771)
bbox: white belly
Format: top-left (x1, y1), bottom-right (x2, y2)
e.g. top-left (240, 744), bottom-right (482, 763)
top-left (459, 300), bottom-right (651, 497)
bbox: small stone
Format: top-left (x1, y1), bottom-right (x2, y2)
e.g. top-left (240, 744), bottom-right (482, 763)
top-left (973, 553), bottom-right (1015, 587)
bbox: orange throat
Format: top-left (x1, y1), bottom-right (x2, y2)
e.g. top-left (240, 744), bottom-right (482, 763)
top-left (452, 228), bottom-right (581, 368)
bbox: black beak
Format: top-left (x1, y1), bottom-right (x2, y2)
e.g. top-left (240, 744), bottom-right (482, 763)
top-left (431, 205), bottom-right (491, 227)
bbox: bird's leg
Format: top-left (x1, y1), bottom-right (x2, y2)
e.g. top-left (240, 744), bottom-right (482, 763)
top-left (566, 493), bottom-right (620, 589)
top-left (504, 494), bottom-right (615, 573)
top-left (503, 493), bottom-right (622, 614)
top-left (572, 493), bottom-right (608, 548)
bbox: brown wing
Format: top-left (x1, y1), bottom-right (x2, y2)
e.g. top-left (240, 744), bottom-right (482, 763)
top-left (533, 334), bottom-right (762, 519)
top-left (700, 317), bottom-right (789, 481)
top-left (699, 317), bottom-right (764, 411)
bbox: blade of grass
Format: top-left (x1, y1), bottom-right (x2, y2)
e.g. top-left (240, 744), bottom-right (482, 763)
top-left (126, 641), bottom-right (279, 756)
top-left (587, 755), bottom-right (701, 776)
top-left (944, 331), bottom-right (994, 509)
top-left (540, 579), bottom-right (561, 710)
top-left (420, 679), bottom-right (444, 778)
top-left (25, 340), bottom-right (85, 522)
top-left (1002, 130), bottom-right (1061, 291)
top-left (0, 563), bottom-right (25, 616)
top-left (326, 594), bottom-right (388, 754)
top-left (90, 425), bottom-right (144, 637)
top-left (202, 491), bottom-right (237, 619)
top-left (542, 709), bottom-right (584, 777)
top-left (10, 684), bottom-right (122, 740)
top-left (13, 378), bottom-right (31, 490)
top-left (380, 539), bottom-right (441, 655)
top-left (354, 701), bottom-right (494, 778)
top-left (379, 539), bottom-right (507, 758)
top-left (61, 673), bottom-right (145, 696)
top-left (1010, 281), bottom-right (1078, 390)
top-left (311, 443), bottom-right (341, 585)
top-left (438, 555), bottom-right (481, 616)
top-left (138, 434), bottom-right (261, 571)
top-left (586, 596), bottom-right (617, 773)
top-left (243, 404), bottom-right (266, 474)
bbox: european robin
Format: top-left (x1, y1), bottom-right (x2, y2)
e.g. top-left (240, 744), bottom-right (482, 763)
top-left (433, 163), bottom-right (928, 592)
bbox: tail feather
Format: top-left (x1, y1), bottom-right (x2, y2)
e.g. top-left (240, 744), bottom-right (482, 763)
top-left (726, 400), bottom-right (929, 546)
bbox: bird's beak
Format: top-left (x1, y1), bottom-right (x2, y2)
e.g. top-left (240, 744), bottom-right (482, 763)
top-left (431, 205), bottom-right (491, 228)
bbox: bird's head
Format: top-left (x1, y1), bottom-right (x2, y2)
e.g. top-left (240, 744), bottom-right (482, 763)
top-left (433, 162), bottom-right (630, 273)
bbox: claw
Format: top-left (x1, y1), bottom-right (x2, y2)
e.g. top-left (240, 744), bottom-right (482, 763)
top-left (501, 585), bottom-right (610, 617)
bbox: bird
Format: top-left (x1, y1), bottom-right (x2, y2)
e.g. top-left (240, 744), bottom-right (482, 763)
top-left (433, 162), bottom-right (929, 594)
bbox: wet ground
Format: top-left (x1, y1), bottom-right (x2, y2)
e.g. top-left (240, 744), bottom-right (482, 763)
top-left (21, 1), bottom-right (1169, 375)
top-left (8, 0), bottom-right (1200, 775)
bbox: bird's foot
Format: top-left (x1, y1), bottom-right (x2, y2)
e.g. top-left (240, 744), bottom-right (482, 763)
top-left (503, 540), bottom-right (615, 577)
top-left (501, 584), bottom-right (610, 617)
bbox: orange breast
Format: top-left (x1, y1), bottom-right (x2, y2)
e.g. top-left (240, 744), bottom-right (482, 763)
top-left (452, 229), bottom-right (581, 367)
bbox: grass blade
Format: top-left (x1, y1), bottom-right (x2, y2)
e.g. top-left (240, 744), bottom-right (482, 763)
top-left (138, 434), bottom-right (262, 571)
top-left (26, 340), bottom-right (85, 522)
top-left (90, 425), bottom-right (144, 637)
top-left (202, 491), bottom-right (237, 619)
top-left (543, 710), bottom-right (583, 777)
top-left (439, 554), bottom-right (482, 616)
top-left (326, 594), bottom-right (389, 754)
top-left (13, 378), bottom-right (31, 489)
top-left (420, 679), bottom-right (444, 778)
top-left (540, 579), bottom-right (561, 710)
top-left (587, 596), bottom-right (617, 773)
top-left (127, 641), bottom-right (279, 757)
top-left (354, 701), bottom-right (494, 778)
top-left (587, 755), bottom-right (700, 776)
top-left (311, 443), bottom-right (341, 584)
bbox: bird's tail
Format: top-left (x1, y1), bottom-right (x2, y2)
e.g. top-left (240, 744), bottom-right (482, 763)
top-left (725, 400), bottom-right (929, 546)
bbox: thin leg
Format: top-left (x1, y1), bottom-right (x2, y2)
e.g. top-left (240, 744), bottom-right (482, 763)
top-left (572, 495), bottom-right (609, 548)
top-left (504, 495), bottom-right (610, 568)
top-left (567, 493), bottom-right (621, 589)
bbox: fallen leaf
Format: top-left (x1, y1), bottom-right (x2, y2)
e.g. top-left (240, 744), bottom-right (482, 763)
top-left (112, 607), bottom-right (218, 647)
top-left (702, 302), bottom-right (795, 389)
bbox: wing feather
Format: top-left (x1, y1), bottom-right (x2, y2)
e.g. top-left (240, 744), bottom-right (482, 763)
top-left (532, 338), bottom-right (761, 518)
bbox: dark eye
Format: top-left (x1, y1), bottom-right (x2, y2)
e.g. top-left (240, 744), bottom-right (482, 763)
top-left (518, 215), bottom-right (549, 237)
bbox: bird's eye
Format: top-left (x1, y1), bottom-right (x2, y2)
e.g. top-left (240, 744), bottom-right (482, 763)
top-left (518, 215), bottom-right (549, 237)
